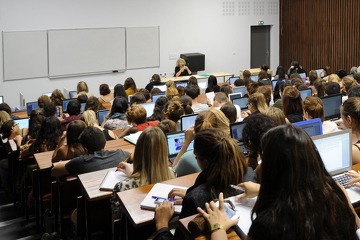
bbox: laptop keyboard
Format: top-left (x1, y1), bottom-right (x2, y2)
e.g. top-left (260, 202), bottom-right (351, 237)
top-left (333, 174), bottom-right (353, 188)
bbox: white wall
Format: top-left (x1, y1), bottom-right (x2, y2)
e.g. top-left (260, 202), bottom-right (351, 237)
top-left (0, 0), bottom-right (279, 107)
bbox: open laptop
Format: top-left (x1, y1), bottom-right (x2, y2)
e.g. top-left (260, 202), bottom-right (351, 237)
top-left (97, 109), bottom-right (109, 125)
top-left (0, 96), bottom-right (3, 104)
top-left (14, 118), bottom-right (29, 129)
top-left (166, 131), bottom-right (194, 163)
top-left (175, 82), bottom-right (187, 88)
top-left (26, 101), bottom-right (39, 116)
top-left (294, 118), bottom-right (323, 137)
top-left (181, 114), bottom-right (198, 131)
top-left (229, 93), bottom-right (242, 101)
top-left (232, 97), bottom-right (248, 110)
top-left (198, 81), bottom-right (207, 89)
top-left (151, 93), bottom-right (165, 103)
top-left (69, 90), bottom-right (77, 99)
top-left (316, 69), bottom-right (325, 78)
top-left (320, 93), bottom-right (342, 120)
top-left (139, 102), bottom-right (155, 118)
top-left (311, 129), bottom-right (359, 194)
top-left (80, 103), bottom-right (86, 113)
top-left (157, 85), bottom-right (167, 92)
top-left (299, 88), bottom-right (312, 100)
top-left (230, 122), bottom-right (249, 156)
top-left (250, 75), bottom-right (258, 82)
top-left (62, 99), bottom-right (73, 113)
top-left (233, 86), bottom-right (246, 96)
top-left (229, 76), bottom-right (239, 85)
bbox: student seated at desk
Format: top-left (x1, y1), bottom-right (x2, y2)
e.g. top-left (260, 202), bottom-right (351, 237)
top-left (0, 103), bottom-right (19, 120)
top-left (82, 110), bottom-right (118, 141)
top-left (60, 100), bottom-right (83, 131)
top-left (148, 96), bottom-right (169, 122)
top-left (169, 129), bottom-right (247, 239)
top-left (186, 85), bottom-right (208, 114)
top-left (145, 74), bottom-right (165, 92)
top-left (103, 96), bottom-right (129, 130)
top-left (236, 125), bottom-right (360, 240)
top-left (51, 127), bottom-right (130, 177)
top-left (0, 111), bottom-right (11, 130)
top-left (98, 83), bottom-right (114, 104)
top-left (113, 127), bottom-right (174, 192)
top-left (75, 80), bottom-right (94, 98)
top-left (124, 77), bottom-right (138, 96)
top-left (51, 120), bottom-right (86, 163)
top-left (50, 89), bottom-right (65, 106)
top-left (162, 100), bottom-right (185, 130)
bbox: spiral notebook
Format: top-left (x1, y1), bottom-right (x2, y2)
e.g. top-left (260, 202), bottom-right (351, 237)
top-left (99, 170), bottom-right (127, 191)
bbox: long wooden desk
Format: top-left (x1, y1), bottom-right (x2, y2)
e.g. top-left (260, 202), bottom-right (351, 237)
top-left (116, 172), bottom-right (199, 228)
top-left (161, 72), bottom-right (233, 83)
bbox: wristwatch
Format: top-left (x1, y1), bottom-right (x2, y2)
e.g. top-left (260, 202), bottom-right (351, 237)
top-left (211, 223), bottom-right (224, 233)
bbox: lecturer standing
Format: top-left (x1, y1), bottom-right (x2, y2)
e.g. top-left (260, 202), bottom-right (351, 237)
top-left (174, 58), bottom-right (192, 77)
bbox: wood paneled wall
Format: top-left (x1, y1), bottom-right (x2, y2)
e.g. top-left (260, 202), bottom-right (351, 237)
top-left (280, 0), bottom-right (360, 74)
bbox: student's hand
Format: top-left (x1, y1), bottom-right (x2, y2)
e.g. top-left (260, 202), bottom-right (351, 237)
top-left (346, 171), bottom-right (360, 187)
top-left (197, 193), bottom-right (239, 231)
top-left (241, 110), bottom-right (250, 119)
top-left (184, 126), bottom-right (195, 145)
top-left (168, 188), bottom-right (186, 205)
top-left (117, 162), bottom-right (133, 177)
top-left (235, 182), bottom-right (260, 202)
top-left (14, 135), bottom-right (23, 147)
top-left (154, 200), bottom-right (175, 230)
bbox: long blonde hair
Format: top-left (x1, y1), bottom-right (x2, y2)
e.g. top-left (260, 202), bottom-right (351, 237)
top-left (194, 108), bottom-right (230, 136)
top-left (248, 92), bottom-right (268, 113)
top-left (131, 127), bottom-right (174, 185)
top-left (82, 110), bottom-right (98, 127)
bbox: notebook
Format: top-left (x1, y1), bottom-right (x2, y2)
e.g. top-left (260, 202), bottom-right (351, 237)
top-left (123, 131), bottom-right (142, 145)
top-left (293, 118), bottom-right (323, 137)
top-left (151, 93), bottom-right (165, 103)
top-left (229, 195), bottom-right (257, 236)
top-left (230, 122), bottom-right (249, 156)
top-left (299, 88), bottom-right (312, 100)
top-left (206, 91), bottom-right (215, 106)
top-left (320, 93), bottom-right (342, 120)
top-left (311, 129), bottom-right (360, 204)
top-left (99, 170), bottom-right (127, 191)
top-left (233, 86), bottom-right (246, 96)
top-left (139, 102), bottom-right (155, 118)
top-left (26, 101), bottom-right (39, 116)
top-left (232, 97), bottom-right (248, 110)
top-left (97, 109), bottom-right (109, 125)
top-left (166, 131), bottom-right (194, 162)
top-left (140, 183), bottom-right (188, 214)
top-left (14, 118), bottom-right (29, 129)
top-left (180, 114), bottom-right (198, 131)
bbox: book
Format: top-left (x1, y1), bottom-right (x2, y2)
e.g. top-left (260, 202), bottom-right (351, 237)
top-left (140, 183), bottom-right (188, 214)
top-left (99, 170), bottom-right (128, 191)
top-left (123, 131), bottom-right (143, 145)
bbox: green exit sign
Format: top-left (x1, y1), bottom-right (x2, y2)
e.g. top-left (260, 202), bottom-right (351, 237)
top-left (258, 21), bottom-right (264, 25)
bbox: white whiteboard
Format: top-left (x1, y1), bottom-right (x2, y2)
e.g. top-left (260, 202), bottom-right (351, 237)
top-left (126, 26), bottom-right (160, 69)
top-left (48, 28), bottom-right (126, 77)
top-left (3, 31), bottom-right (48, 81)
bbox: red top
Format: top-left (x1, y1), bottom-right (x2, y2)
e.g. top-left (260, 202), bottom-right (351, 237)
top-left (136, 121), bottom-right (158, 131)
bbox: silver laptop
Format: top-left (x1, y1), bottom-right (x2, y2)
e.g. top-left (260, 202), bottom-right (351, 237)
top-left (230, 122), bottom-right (249, 156)
top-left (180, 114), bottom-right (198, 131)
top-left (312, 129), bottom-right (360, 202)
top-left (139, 102), bottom-right (155, 118)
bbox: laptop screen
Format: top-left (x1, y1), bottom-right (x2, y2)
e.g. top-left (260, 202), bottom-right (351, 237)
top-left (62, 99), bottom-right (73, 113)
top-left (26, 101), bottom-right (39, 116)
top-left (316, 69), bottom-right (325, 78)
top-left (152, 93), bottom-right (165, 103)
top-left (69, 91), bottom-right (77, 99)
top-left (293, 118), bottom-right (323, 137)
top-left (42, 92), bottom-right (52, 97)
top-left (181, 114), bottom-right (198, 131)
top-left (0, 96), bottom-right (3, 104)
top-left (80, 103), bottom-right (86, 113)
top-left (312, 129), bottom-right (352, 176)
top-left (175, 82), bottom-right (187, 88)
top-left (232, 97), bottom-right (248, 110)
top-left (166, 131), bottom-right (194, 158)
top-left (139, 102), bottom-right (155, 118)
top-left (250, 76), bottom-right (258, 82)
top-left (230, 122), bottom-right (246, 141)
top-left (157, 85), bottom-right (167, 92)
top-left (97, 109), bottom-right (109, 125)
top-left (229, 77), bottom-right (239, 85)
top-left (229, 93), bottom-right (242, 101)
top-left (320, 94), bottom-right (342, 120)
top-left (299, 88), bottom-right (312, 100)
top-left (233, 87), bottom-right (246, 96)
top-left (198, 81), bottom-right (207, 89)
top-left (14, 118), bottom-right (29, 129)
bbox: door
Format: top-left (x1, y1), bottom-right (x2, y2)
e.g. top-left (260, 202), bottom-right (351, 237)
top-left (251, 25), bottom-right (271, 68)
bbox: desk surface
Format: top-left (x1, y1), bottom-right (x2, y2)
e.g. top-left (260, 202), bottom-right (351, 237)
top-left (117, 172), bottom-right (199, 228)
top-left (34, 138), bottom-right (135, 171)
top-left (161, 72), bottom-right (232, 82)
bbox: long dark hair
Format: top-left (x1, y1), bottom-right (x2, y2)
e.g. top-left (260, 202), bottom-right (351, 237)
top-left (114, 84), bottom-right (127, 99)
top-left (109, 97), bottom-right (129, 116)
top-left (33, 116), bottom-right (62, 153)
top-left (252, 125), bottom-right (357, 239)
top-left (148, 96), bottom-right (168, 121)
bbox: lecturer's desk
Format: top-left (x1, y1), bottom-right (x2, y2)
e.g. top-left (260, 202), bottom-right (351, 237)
top-left (161, 72), bottom-right (233, 83)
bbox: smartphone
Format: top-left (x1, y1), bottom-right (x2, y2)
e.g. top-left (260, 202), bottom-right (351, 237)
top-left (154, 197), bottom-right (167, 204)
top-left (56, 106), bottom-right (61, 117)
